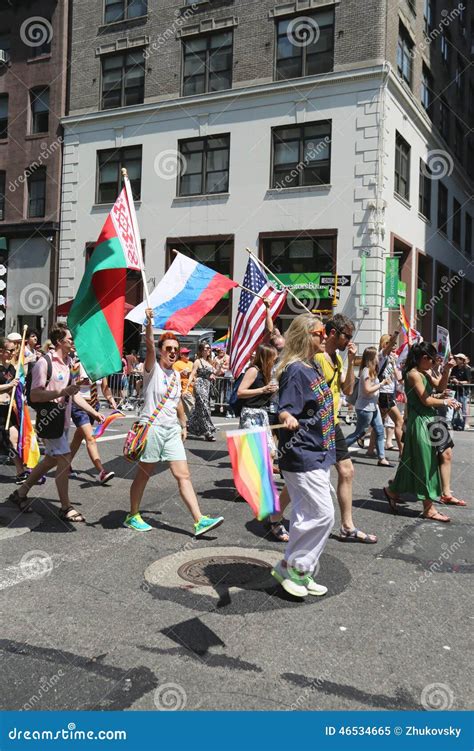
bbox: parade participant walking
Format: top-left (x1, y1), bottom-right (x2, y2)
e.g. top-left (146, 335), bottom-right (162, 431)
top-left (24, 329), bottom-right (40, 367)
top-left (315, 314), bottom-right (377, 544)
top-left (384, 343), bottom-right (466, 521)
top-left (450, 354), bottom-right (471, 430)
top-left (271, 314), bottom-right (336, 598)
top-left (187, 342), bottom-right (217, 441)
top-left (368, 331), bottom-right (403, 455)
top-left (69, 361), bottom-right (116, 484)
top-left (173, 348), bottom-right (194, 418)
top-left (125, 309), bottom-right (224, 535)
top-left (7, 324), bottom-right (95, 522)
top-left (345, 347), bottom-right (393, 467)
top-left (0, 338), bottom-right (25, 482)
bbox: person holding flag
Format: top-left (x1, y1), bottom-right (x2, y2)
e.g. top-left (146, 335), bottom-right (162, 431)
top-left (125, 308), bottom-right (224, 535)
top-left (0, 338), bottom-right (26, 482)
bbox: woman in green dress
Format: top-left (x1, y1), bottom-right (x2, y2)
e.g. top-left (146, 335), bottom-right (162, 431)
top-left (384, 343), bottom-right (461, 522)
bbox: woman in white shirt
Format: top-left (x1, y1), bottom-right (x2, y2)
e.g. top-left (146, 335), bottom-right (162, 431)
top-left (345, 347), bottom-right (392, 467)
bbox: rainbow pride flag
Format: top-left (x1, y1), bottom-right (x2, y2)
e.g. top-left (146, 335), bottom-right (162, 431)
top-left (92, 410), bottom-right (124, 438)
top-left (213, 329), bottom-right (230, 350)
top-left (226, 427), bottom-right (280, 520)
top-left (13, 353), bottom-right (40, 469)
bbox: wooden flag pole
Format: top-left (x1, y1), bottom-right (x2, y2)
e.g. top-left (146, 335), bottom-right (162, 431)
top-left (170, 248), bottom-right (267, 301)
top-left (121, 168), bottom-right (151, 309)
top-left (5, 324), bottom-right (27, 431)
top-left (244, 248), bottom-right (312, 314)
top-left (220, 423), bottom-right (288, 437)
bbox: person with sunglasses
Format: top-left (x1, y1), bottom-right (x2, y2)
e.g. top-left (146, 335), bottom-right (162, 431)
top-left (384, 342), bottom-right (465, 521)
top-left (125, 309), bottom-right (224, 535)
top-left (315, 314), bottom-right (377, 544)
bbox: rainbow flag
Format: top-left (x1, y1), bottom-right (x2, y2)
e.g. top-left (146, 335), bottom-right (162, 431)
top-left (213, 330), bottom-right (230, 350)
top-left (92, 410), bottom-right (124, 438)
top-left (12, 354), bottom-right (40, 469)
top-left (226, 427), bottom-right (280, 520)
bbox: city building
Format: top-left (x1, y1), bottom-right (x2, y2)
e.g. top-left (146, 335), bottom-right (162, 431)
top-left (0, 0), bottom-right (70, 338)
top-left (58, 0), bottom-right (473, 353)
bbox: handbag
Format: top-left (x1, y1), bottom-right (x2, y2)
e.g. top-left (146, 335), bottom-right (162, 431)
top-left (35, 401), bottom-right (67, 439)
top-left (123, 374), bottom-right (177, 462)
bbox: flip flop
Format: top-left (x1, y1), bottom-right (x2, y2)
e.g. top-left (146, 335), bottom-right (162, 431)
top-left (439, 495), bottom-right (467, 507)
top-left (339, 527), bottom-right (377, 544)
top-left (422, 510), bottom-right (451, 523)
top-left (383, 486), bottom-right (398, 514)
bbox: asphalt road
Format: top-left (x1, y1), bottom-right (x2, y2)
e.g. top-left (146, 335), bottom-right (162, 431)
top-left (0, 412), bottom-right (472, 712)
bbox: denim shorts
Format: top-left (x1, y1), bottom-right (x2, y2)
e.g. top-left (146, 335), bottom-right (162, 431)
top-left (71, 403), bottom-right (93, 428)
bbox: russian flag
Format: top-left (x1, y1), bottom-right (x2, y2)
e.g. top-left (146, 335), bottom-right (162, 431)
top-left (126, 252), bottom-right (238, 334)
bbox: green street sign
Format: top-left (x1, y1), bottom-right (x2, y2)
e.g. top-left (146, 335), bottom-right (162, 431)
top-left (274, 272), bottom-right (335, 300)
top-left (385, 258), bottom-right (399, 308)
top-left (416, 288), bottom-right (424, 311)
top-left (397, 280), bottom-right (406, 302)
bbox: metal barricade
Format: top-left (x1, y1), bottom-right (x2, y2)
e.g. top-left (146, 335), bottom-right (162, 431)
top-left (210, 375), bottom-right (233, 415)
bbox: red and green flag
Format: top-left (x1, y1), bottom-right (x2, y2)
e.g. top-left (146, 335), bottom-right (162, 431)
top-left (68, 186), bottom-right (142, 380)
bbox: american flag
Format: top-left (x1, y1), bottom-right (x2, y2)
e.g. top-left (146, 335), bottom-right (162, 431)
top-left (230, 258), bottom-right (287, 378)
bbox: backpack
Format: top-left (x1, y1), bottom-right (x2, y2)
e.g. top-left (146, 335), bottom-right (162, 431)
top-left (228, 373), bottom-right (245, 417)
top-left (346, 377), bottom-right (360, 406)
top-left (25, 354), bottom-right (53, 408)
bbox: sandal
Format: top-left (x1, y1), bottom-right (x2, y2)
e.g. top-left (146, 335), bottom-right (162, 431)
top-left (339, 526), bottom-right (377, 544)
top-left (422, 510), bottom-right (451, 523)
top-left (357, 438), bottom-right (365, 449)
top-left (7, 489), bottom-right (33, 514)
top-left (377, 460), bottom-right (393, 467)
top-left (383, 486), bottom-right (398, 514)
top-left (269, 521), bottom-right (289, 542)
top-left (439, 494), bottom-right (467, 507)
top-left (59, 506), bottom-right (86, 523)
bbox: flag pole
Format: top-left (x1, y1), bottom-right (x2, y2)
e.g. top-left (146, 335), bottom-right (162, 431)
top-left (245, 248), bottom-right (312, 314)
top-left (121, 168), bottom-right (151, 309)
top-left (170, 248), bottom-right (267, 301)
top-left (5, 324), bottom-right (27, 431)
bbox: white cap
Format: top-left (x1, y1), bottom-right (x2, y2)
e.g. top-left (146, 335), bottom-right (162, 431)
top-left (7, 332), bottom-right (21, 342)
top-left (454, 353), bottom-right (467, 360)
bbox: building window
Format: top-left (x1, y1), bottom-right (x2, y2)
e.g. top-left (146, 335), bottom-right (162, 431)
top-left (455, 55), bottom-right (465, 100)
top-left (0, 32), bottom-right (10, 62)
top-left (30, 87), bottom-right (49, 134)
top-left (0, 95), bottom-right (7, 139)
top-left (421, 65), bottom-right (433, 116)
top-left (30, 20), bottom-right (51, 57)
top-left (439, 98), bottom-right (449, 141)
top-left (437, 181), bottom-right (448, 234)
top-left (418, 159), bottom-right (431, 220)
top-left (182, 31), bottom-right (233, 96)
top-left (452, 198), bottom-right (461, 246)
top-left (105, 0), bottom-right (147, 24)
top-left (454, 119), bottom-right (464, 161)
top-left (276, 11), bottom-right (334, 81)
top-left (0, 171), bottom-right (5, 221)
top-left (394, 133), bottom-right (410, 202)
top-left (178, 135), bottom-right (230, 196)
top-left (27, 167), bottom-right (46, 217)
top-left (272, 121), bottom-right (331, 189)
top-left (97, 146), bottom-right (142, 203)
top-left (465, 214), bottom-right (472, 257)
top-left (101, 51), bottom-right (145, 110)
top-left (397, 23), bottom-right (413, 87)
top-left (423, 0), bottom-right (434, 34)
top-left (440, 32), bottom-right (449, 66)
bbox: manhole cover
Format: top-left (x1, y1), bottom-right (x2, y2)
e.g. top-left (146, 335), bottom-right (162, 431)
top-left (177, 556), bottom-right (271, 587)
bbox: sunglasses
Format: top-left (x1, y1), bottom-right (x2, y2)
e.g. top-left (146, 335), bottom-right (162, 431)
top-left (311, 329), bottom-right (326, 338)
top-left (164, 346), bottom-right (179, 353)
top-left (335, 328), bottom-right (353, 340)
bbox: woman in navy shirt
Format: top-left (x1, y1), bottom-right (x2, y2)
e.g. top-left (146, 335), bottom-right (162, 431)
top-left (271, 314), bottom-right (336, 599)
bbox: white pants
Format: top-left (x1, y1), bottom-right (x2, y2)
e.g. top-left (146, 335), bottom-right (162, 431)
top-left (282, 466), bottom-right (334, 573)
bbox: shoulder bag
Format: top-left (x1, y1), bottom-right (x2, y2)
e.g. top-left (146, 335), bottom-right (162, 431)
top-left (123, 373), bottom-right (177, 462)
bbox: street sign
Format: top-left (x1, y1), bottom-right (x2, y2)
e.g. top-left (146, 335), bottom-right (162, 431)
top-left (328, 287), bottom-right (341, 299)
top-left (384, 258), bottom-right (399, 309)
top-left (320, 275), bottom-right (351, 286)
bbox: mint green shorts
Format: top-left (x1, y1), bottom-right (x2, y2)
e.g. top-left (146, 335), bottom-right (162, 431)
top-left (140, 422), bottom-right (186, 464)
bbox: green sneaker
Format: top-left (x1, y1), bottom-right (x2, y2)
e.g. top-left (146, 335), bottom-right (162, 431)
top-left (194, 515), bottom-right (224, 537)
top-left (301, 573), bottom-right (328, 597)
top-left (271, 561), bottom-right (308, 598)
top-left (123, 513), bottom-right (152, 532)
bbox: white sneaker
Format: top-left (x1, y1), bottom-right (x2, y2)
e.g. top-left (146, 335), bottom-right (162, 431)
top-left (271, 561), bottom-right (308, 598)
top-left (302, 574), bottom-right (328, 597)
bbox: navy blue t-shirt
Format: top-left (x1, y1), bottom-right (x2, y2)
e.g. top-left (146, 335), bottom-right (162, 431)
top-left (277, 361), bottom-right (336, 472)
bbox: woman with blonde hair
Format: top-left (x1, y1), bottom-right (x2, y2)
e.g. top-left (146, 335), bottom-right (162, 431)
top-left (345, 347), bottom-right (392, 466)
top-left (271, 313), bottom-right (336, 598)
top-left (367, 330), bottom-right (403, 456)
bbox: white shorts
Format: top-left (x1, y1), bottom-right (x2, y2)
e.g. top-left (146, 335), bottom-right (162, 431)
top-left (43, 431), bottom-right (70, 457)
